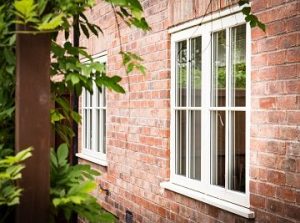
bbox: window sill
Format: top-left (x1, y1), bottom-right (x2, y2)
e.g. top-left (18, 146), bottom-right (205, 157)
top-left (76, 153), bottom-right (108, 166)
top-left (160, 182), bottom-right (255, 219)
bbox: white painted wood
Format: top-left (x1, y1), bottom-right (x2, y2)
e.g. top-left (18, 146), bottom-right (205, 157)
top-left (81, 53), bottom-right (107, 165)
top-left (169, 11), bottom-right (251, 208)
top-left (160, 182), bottom-right (255, 218)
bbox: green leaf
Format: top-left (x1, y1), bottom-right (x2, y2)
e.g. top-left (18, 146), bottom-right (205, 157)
top-left (57, 143), bottom-right (68, 166)
top-left (38, 13), bottom-right (64, 30)
top-left (14, 0), bottom-right (38, 22)
top-left (80, 23), bottom-right (90, 38)
top-left (50, 109), bottom-right (65, 124)
top-left (242, 7), bottom-right (251, 15)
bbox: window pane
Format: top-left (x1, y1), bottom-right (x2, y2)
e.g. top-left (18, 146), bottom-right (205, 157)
top-left (229, 111), bottom-right (245, 192)
top-left (211, 111), bottom-right (226, 187)
top-left (96, 109), bottom-right (100, 152)
top-left (103, 88), bottom-right (106, 107)
top-left (89, 109), bottom-right (93, 150)
top-left (96, 87), bottom-right (100, 107)
top-left (103, 110), bottom-right (106, 154)
top-left (85, 91), bottom-right (89, 107)
top-left (176, 110), bottom-right (186, 176)
top-left (84, 110), bottom-right (88, 148)
top-left (191, 37), bottom-right (202, 107)
top-left (231, 25), bottom-right (246, 107)
top-left (176, 41), bottom-right (187, 107)
top-left (190, 111), bottom-right (201, 180)
top-left (212, 30), bottom-right (226, 107)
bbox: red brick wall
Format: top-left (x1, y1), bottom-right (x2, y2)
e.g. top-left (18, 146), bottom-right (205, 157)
top-left (250, 0), bottom-right (300, 222)
top-left (78, 0), bottom-right (300, 222)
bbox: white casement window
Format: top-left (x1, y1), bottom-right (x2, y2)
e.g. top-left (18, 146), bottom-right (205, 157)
top-left (164, 11), bottom-right (253, 217)
top-left (79, 53), bottom-right (107, 165)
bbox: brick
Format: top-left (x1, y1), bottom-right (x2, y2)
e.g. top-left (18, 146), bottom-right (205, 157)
top-left (276, 187), bottom-right (296, 202)
top-left (286, 47), bottom-right (300, 63)
top-left (277, 157), bottom-right (296, 172)
top-left (257, 181), bottom-right (277, 197)
top-left (286, 173), bottom-right (300, 188)
top-left (278, 33), bottom-right (299, 49)
top-left (277, 64), bottom-right (298, 80)
top-left (266, 199), bottom-right (285, 215)
top-left (267, 21), bottom-right (286, 36)
top-left (268, 50), bottom-right (286, 65)
top-left (287, 111), bottom-right (300, 125)
top-left (267, 170), bottom-right (286, 185)
top-left (286, 15), bottom-right (300, 32)
top-left (259, 97), bottom-right (276, 109)
top-left (250, 194), bottom-right (266, 209)
top-left (285, 204), bottom-right (300, 221)
top-left (258, 153), bottom-right (277, 168)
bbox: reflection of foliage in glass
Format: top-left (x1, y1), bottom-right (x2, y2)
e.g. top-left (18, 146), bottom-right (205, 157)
top-left (192, 67), bottom-right (201, 89)
top-left (178, 62), bottom-right (245, 89)
top-left (233, 62), bottom-right (246, 89)
top-left (217, 66), bottom-right (226, 88)
top-left (216, 62), bottom-right (245, 89)
top-left (177, 66), bottom-right (202, 89)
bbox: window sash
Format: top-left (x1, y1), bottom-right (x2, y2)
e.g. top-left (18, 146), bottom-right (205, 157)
top-left (81, 54), bottom-right (107, 159)
top-left (170, 12), bottom-right (250, 208)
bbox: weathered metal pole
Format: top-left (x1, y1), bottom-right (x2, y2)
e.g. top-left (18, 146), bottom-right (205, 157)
top-left (15, 29), bottom-right (51, 223)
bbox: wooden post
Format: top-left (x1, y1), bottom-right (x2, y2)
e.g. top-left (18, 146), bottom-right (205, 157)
top-left (15, 30), bottom-right (51, 223)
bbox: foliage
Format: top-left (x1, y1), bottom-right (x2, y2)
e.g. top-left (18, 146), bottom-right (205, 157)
top-left (0, 148), bottom-right (32, 222)
top-left (0, 2), bottom-right (16, 157)
top-left (50, 143), bottom-right (115, 223)
top-left (239, 0), bottom-right (266, 31)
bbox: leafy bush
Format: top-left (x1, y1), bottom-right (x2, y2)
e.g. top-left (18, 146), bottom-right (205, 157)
top-left (0, 148), bottom-right (32, 222)
top-left (50, 143), bottom-right (115, 223)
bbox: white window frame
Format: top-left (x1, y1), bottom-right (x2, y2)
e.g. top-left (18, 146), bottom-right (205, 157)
top-left (162, 11), bottom-right (253, 218)
top-left (77, 52), bottom-right (108, 166)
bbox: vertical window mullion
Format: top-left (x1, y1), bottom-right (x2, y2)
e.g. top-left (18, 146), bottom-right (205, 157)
top-left (92, 83), bottom-right (97, 153)
top-left (99, 90), bottom-right (104, 154)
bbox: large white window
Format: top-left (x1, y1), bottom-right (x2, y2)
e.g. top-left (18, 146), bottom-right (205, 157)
top-left (78, 53), bottom-right (107, 165)
top-left (163, 11), bottom-right (253, 217)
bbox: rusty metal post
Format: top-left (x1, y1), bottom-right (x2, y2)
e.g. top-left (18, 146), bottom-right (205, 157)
top-left (15, 30), bottom-right (51, 223)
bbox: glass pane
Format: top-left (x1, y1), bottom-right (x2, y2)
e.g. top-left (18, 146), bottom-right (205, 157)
top-left (190, 111), bottom-right (201, 180)
top-left (96, 109), bottom-right (100, 152)
top-left (103, 88), bottom-right (106, 107)
top-left (85, 91), bottom-right (89, 107)
top-left (103, 110), bottom-right (106, 154)
top-left (96, 87), bottom-right (100, 107)
top-left (211, 111), bottom-right (226, 187)
top-left (176, 41), bottom-right (187, 107)
top-left (212, 30), bottom-right (226, 107)
top-left (84, 110), bottom-right (88, 148)
top-left (231, 25), bottom-right (246, 107)
top-left (191, 37), bottom-right (202, 107)
top-left (89, 109), bottom-right (93, 150)
top-left (229, 111), bottom-right (245, 192)
top-left (90, 92), bottom-right (93, 107)
top-left (175, 110), bottom-right (186, 176)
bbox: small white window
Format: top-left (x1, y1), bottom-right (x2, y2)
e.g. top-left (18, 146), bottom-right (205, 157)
top-left (166, 12), bottom-right (252, 214)
top-left (79, 53), bottom-right (107, 165)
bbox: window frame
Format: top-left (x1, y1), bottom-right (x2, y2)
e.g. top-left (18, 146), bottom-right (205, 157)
top-left (78, 52), bottom-right (107, 166)
top-left (169, 12), bottom-right (251, 208)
